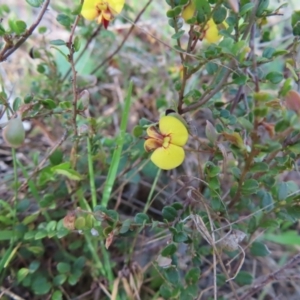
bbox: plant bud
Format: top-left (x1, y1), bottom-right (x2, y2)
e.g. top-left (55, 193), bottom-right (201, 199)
top-left (285, 90), bottom-right (300, 114)
top-left (85, 214), bottom-right (94, 228)
top-left (78, 89), bottom-right (90, 110)
top-left (75, 216), bottom-right (86, 230)
top-left (2, 115), bottom-right (25, 148)
top-left (63, 213), bottom-right (76, 230)
top-left (205, 120), bottom-right (218, 144)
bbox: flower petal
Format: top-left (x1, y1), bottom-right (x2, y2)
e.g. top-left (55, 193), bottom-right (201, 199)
top-left (159, 116), bottom-right (188, 146)
top-left (144, 138), bottom-right (162, 152)
top-left (151, 144), bottom-right (185, 170)
top-left (182, 1), bottom-right (196, 22)
top-left (147, 125), bottom-right (162, 140)
top-left (108, 0), bottom-right (125, 15)
top-left (81, 0), bottom-right (99, 20)
top-left (204, 19), bottom-right (227, 44)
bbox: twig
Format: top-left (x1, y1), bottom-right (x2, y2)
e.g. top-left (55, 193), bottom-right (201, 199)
top-left (0, 287), bottom-right (25, 300)
top-left (0, 0), bottom-right (50, 62)
top-left (90, 0), bottom-right (153, 74)
top-left (61, 23), bottom-right (103, 82)
top-left (10, 130), bottom-right (68, 199)
top-left (239, 253), bottom-right (300, 300)
top-left (181, 62), bottom-right (234, 114)
top-left (67, 14), bottom-right (81, 167)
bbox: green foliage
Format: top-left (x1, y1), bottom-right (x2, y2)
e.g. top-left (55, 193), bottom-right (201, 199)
top-left (1, 0), bottom-right (300, 299)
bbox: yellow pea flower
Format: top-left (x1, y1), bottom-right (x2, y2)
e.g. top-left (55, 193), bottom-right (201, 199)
top-left (81, 0), bottom-right (125, 28)
top-left (204, 19), bottom-right (226, 44)
top-left (182, 1), bottom-right (227, 44)
top-left (144, 116), bottom-right (189, 170)
top-left (182, 0), bottom-right (196, 22)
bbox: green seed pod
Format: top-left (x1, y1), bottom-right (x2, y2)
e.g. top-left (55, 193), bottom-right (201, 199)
top-left (75, 216), bottom-right (86, 230)
top-left (85, 214), bottom-right (94, 228)
top-left (2, 116), bottom-right (25, 148)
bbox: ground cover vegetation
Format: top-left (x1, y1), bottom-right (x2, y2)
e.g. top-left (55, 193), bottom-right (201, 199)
top-left (1, 0), bottom-right (300, 299)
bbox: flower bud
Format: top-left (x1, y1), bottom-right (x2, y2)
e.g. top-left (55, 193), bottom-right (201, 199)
top-left (85, 214), bottom-right (95, 228)
top-left (63, 213), bottom-right (76, 230)
top-left (75, 217), bottom-right (86, 230)
top-left (205, 120), bottom-right (218, 144)
top-left (2, 115), bottom-right (25, 148)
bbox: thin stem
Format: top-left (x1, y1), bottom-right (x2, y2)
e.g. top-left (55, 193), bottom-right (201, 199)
top-left (68, 15), bottom-right (81, 168)
top-left (87, 136), bottom-right (97, 208)
top-left (90, 0), bottom-right (153, 74)
top-left (0, 0), bottom-right (51, 61)
top-left (143, 168), bottom-right (161, 213)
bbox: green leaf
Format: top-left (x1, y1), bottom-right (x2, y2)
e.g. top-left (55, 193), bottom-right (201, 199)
top-left (232, 73), bottom-right (248, 85)
top-left (240, 3), bottom-right (254, 15)
top-left (134, 213), bottom-right (150, 224)
top-left (206, 62), bottom-right (218, 75)
top-left (161, 243), bottom-right (177, 256)
top-left (34, 230), bottom-right (48, 240)
top-left (185, 267), bottom-right (200, 284)
top-left (57, 262), bottom-right (71, 273)
top-left (101, 82), bottom-right (133, 207)
top-left (17, 268), bottom-right (29, 282)
top-left (51, 163), bottom-right (82, 181)
top-left (22, 213), bottom-right (40, 225)
top-left (250, 162), bottom-right (269, 172)
top-left (56, 14), bottom-right (71, 28)
top-left (277, 182), bottom-right (288, 201)
top-left (49, 149), bottom-right (63, 166)
top-left (32, 277), bottom-right (51, 295)
top-left (275, 119), bottom-right (290, 132)
top-left (241, 179), bottom-right (259, 195)
top-left (292, 10), bottom-right (300, 27)
top-left (256, 0), bottom-right (269, 17)
top-left (166, 9), bottom-right (175, 18)
top-left (194, 0), bottom-right (211, 18)
top-left (68, 273), bottom-right (80, 285)
top-left (74, 256), bottom-right (86, 269)
top-left (212, 7), bottom-right (227, 24)
top-left (235, 271), bottom-right (253, 286)
top-left (162, 206), bottom-right (178, 222)
top-left (38, 26), bottom-right (47, 34)
top-left (164, 267), bottom-right (180, 285)
top-left (14, 20), bottom-right (27, 34)
top-left (264, 230), bottom-right (300, 245)
top-left (160, 283), bottom-right (173, 298)
top-left (52, 290), bottom-right (63, 300)
top-left (262, 47), bottom-right (275, 59)
top-left (26, 0), bottom-right (44, 7)
top-left (73, 36), bottom-right (81, 52)
top-left (41, 99), bottom-right (56, 109)
top-left (266, 71), bottom-right (283, 84)
top-left (171, 202), bottom-right (184, 210)
top-left (49, 39), bottom-right (66, 46)
top-left (29, 261), bottom-right (40, 273)
top-left (250, 241), bottom-right (271, 257)
top-left (173, 231), bottom-right (189, 242)
top-left (132, 125), bottom-right (144, 138)
top-left (286, 206), bottom-right (300, 219)
top-left (53, 274), bottom-right (67, 285)
top-left (171, 30), bottom-right (185, 40)
top-left (119, 219), bottom-right (132, 234)
top-left (39, 194), bottom-right (55, 208)
top-left (46, 220), bottom-right (57, 232)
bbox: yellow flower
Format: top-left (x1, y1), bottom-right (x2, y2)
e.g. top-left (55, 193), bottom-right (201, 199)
top-left (182, 0), bottom-right (196, 22)
top-left (81, 0), bottom-right (125, 28)
top-left (144, 116), bottom-right (189, 170)
top-left (204, 19), bottom-right (227, 43)
top-left (182, 1), bottom-right (227, 44)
